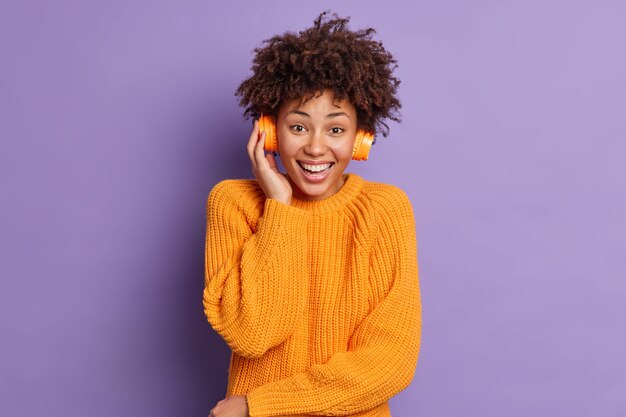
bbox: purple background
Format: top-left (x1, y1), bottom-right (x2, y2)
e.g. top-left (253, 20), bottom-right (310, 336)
top-left (1, 1), bottom-right (625, 416)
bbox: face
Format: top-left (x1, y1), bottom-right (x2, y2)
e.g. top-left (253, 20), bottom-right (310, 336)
top-left (276, 89), bottom-right (357, 201)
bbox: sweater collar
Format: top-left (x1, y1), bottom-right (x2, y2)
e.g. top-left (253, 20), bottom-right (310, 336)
top-left (289, 173), bottom-right (363, 214)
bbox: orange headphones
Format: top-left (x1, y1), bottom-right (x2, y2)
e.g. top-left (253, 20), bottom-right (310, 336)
top-left (258, 114), bottom-right (375, 161)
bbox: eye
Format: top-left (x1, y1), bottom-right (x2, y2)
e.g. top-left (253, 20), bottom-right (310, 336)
top-left (330, 127), bottom-right (344, 135)
top-left (291, 124), bottom-right (306, 133)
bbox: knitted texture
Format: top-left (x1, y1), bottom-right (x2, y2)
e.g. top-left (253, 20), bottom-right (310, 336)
top-left (203, 173), bottom-right (421, 417)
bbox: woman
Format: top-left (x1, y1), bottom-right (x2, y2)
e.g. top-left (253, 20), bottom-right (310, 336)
top-left (204, 11), bottom-right (422, 417)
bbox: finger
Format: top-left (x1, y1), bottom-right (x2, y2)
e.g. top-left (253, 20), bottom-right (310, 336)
top-left (254, 130), bottom-right (269, 170)
top-left (246, 119), bottom-right (260, 170)
top-left (247, 119), bottom-right (260, 172)
top-left (246, 119), bottom-right (259, 153)
top-left (265, 151), bottom-right (280, 174)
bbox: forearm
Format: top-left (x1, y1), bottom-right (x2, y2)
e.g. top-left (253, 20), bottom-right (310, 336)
top-left (204, 196), bottom-right (310, 358)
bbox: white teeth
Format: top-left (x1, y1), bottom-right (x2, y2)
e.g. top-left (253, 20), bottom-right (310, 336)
top-left (300, 162), bottom-right (332, 172)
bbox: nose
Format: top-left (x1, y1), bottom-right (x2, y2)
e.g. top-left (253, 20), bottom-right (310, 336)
top-left (303, 130), bottom-right (327, 156)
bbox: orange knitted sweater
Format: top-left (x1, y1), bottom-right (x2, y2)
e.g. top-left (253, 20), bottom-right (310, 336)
top-left (203, 173), bottom-right (421, 417)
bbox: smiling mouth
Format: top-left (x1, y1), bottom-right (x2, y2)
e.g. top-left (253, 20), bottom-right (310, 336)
top-left (297, 161), bottom-right (335, 175)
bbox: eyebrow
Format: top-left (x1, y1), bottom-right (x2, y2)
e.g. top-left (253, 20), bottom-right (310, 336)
top-left (287, 110), bottom-right (351, 119)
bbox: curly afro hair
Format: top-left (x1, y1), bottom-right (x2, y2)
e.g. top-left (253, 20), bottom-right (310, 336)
top-left (234, 10), bottom-right (401, 139)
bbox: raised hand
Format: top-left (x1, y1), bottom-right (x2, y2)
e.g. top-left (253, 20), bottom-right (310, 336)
top-left (246, 119), bottom-right (292, 205)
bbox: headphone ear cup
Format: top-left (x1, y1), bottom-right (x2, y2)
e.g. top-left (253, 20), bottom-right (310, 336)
top-left (258, 114), bottom-right (278, 152)
top-left (352, 130), bottom-right (375, 161)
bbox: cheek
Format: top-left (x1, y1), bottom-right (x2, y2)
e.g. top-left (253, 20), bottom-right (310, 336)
top-left (331, 140), bottom-right (356, 161)
top-left (276, 129), bottom-right (296, 154)
top-left (277, 137), bottom-right (300, 157)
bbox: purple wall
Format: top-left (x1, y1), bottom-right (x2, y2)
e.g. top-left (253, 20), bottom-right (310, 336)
top-left (1, 1), bottom-right (625, 416)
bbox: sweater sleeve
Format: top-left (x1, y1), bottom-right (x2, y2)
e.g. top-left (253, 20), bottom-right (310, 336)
top-left (203, 180), bottom-right (310, 359)
top-left (245, 189), bottom-right (422, 416)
